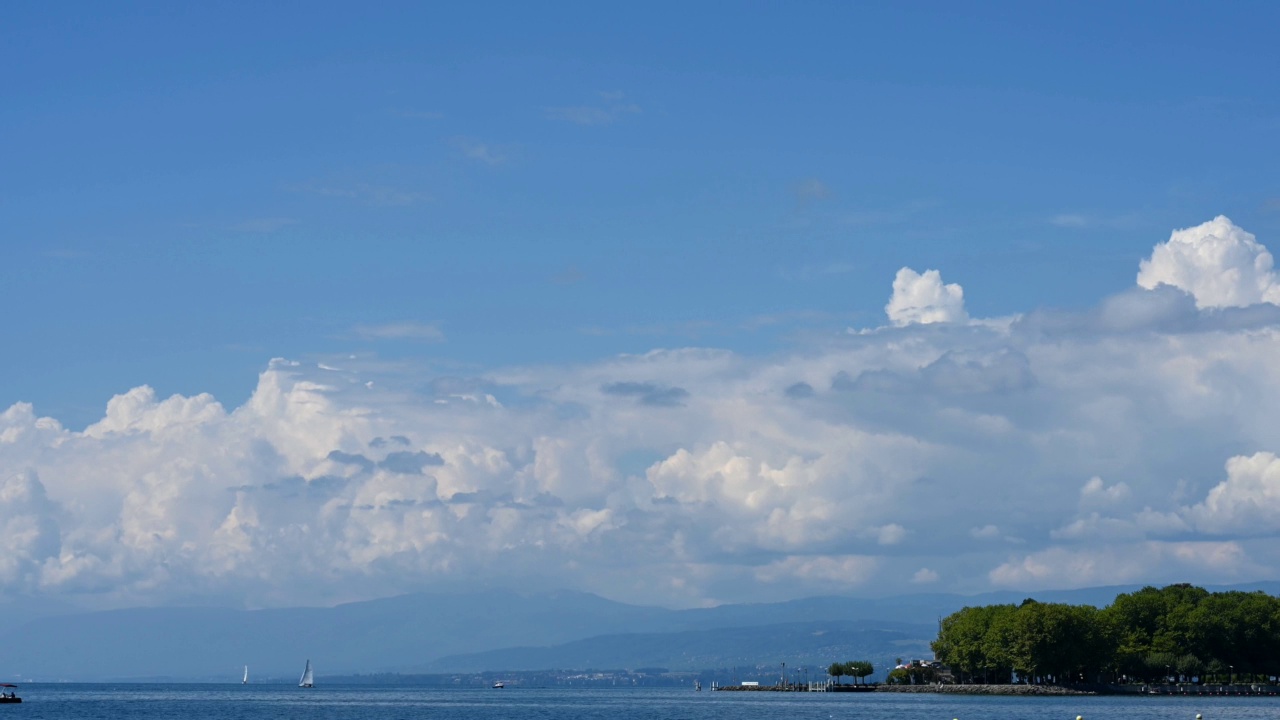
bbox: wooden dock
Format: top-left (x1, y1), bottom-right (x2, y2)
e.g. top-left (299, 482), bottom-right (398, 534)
top-left (716, 683), bottom-right (877, 692)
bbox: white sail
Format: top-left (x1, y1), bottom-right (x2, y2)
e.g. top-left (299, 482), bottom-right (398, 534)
top-left (242, 665), bottom-right (248, 684)
top-left (300, 659), bottom-right (314, 687)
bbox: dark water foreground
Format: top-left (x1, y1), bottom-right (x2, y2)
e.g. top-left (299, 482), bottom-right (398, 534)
top-left (7, 683), bottom-right (1279, 720)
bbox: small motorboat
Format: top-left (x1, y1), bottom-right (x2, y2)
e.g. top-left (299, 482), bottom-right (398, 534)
top-left (0, 684), bottom-right (19, 703)
top-left (492, 681), bottom-right (505, 688)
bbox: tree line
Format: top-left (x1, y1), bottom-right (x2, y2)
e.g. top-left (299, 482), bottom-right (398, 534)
top-left (827, 660), bottom-right (874, 684)
top-left (931, 584), bottom-right (1280, 685)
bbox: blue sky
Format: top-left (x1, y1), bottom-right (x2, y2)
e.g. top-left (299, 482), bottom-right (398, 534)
top-left (7, 1), bottom-right (1279, 425)
top-left (5, 2), bottom-right (1280, 609)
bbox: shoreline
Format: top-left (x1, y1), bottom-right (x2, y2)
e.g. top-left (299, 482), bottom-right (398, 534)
top-left (715, 684), bottom-right (1094, 695)
top-left (875, 684), bottom-right (1096, 695)
top-left (718, 683), bottom-right (1280, 696)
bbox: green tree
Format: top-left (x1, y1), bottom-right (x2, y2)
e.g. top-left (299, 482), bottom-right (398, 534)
top-left (886, 667), bottom-right (910, 685)
top-left (1174, 653), bottom-right (1203, 683)
top-left (847, 661), bottom-right (874, 685)
top-left (933, 604), bottom-right (1017, 682)
top-left (932, 584), bottom-right (1280, 687)
top-left (1103, 583), bottom-right (1210, 680)
top-left (1007, 601), bottom-right (1108, 683)
top-left (827, 663), bottom-right (844, 685)
top-left (983, 605), bottom-right (1019, 683)
top-left (1205, 658), bottom-right (1228, 684)
top-left (1145, 651), bottom-right (1179, 683)
top-left (1191, 591), bottom-right (1280, 680)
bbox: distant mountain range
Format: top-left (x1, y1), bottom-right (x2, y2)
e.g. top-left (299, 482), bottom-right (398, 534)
top-left (419, 619), bottom-right (935, 675)
top-left (2, 581), bottom-right (1277, 681)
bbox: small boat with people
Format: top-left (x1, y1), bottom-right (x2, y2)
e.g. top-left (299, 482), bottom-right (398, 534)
top-left (0, 684), bottom-right (19, 703)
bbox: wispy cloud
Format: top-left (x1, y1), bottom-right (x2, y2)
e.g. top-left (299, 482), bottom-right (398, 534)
top-left (545, 91), bottom-right (641, 126)
top-left (581, 310), bottom-right (840, 339)
top-left (290, 182), bottom-right (432, 207)
top-left (451, 137), bottom-right (507, 166)
top-left (45, 248), bottom-right (92, 260)
top-left (352, 322), bottom-right (445, 342)
top-left (1048, 212), bottom-right (1143, 229)
top-left (551, 265), bottom-right (585, 286)
top-left (739, 309), bottom-right (842, 330)
top-left (822, 199), bottom-right (937, 228)
top-left (578, 319), bottom-right (717, 338)
top-left (794, 178), bottom-right (831, 204)
top-left (233, 217), bottom-right (298, 233)
top-left (391, 109), bottom-right (445, 120)
top-left (779, 262), bottom-right (858, 282)
top-left (1050, 213), bottom-right (1090, 228)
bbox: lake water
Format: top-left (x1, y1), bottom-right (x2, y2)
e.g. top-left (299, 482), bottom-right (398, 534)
top-left (7, 684), bottom-right (1279, 720)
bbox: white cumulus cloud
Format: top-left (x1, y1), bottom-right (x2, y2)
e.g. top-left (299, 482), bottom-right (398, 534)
top-left (755, 555), bottom-right (879, 586)
top-left (885, 268), bottom-right (968, 326)
top-left (1137, 215), bottom-right (1280, 308)
top-left (989, 541), bottom-right (1253, 589)
top-left (876, 523), bottom-right (907, 545)
top-left (911, 567), bottom-right (939, 584)
top-left (1185, 452), bottom-right (1280, 534)
top-left (0, 470), bottom-right (62, 590)
top-left (1080, 476), bottom-right (1131, 507)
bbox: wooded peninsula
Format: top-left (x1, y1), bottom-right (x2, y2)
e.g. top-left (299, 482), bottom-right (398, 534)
top-left (930, 584), bottom-right (1280, 685)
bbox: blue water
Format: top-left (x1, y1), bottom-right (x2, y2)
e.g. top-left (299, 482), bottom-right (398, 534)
top-left (7, 685), bottom-right (1279, 720)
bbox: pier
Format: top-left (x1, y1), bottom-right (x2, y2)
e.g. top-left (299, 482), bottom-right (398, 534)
top-left (715, 681), bottom-right (877, 692)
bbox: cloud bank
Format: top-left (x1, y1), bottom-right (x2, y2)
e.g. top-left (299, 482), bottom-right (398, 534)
top-left (4, 218), bottom-right (1280, 610)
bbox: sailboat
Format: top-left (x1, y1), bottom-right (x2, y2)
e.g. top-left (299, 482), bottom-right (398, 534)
top-left (299, 659), bottom-right (314, 688)
top-left (242, 665), bottom-right (248, 685)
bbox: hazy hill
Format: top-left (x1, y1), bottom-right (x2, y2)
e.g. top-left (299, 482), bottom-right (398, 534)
top-left (2, 581), bottom-right (1276, 680)
top-left (0, 589), bottom-right (681, 681)
top-left (419, 620), bottom-right (935, 674)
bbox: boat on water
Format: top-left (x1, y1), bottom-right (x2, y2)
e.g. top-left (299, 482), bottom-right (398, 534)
top-left (0, 684), bottom-right (19, 704)
top-left (299, 660), bottom-right (314, 688)
top-left (492, 681), bottom-right (505, 688)
top-left (243, 665), bottom-right (249, 684)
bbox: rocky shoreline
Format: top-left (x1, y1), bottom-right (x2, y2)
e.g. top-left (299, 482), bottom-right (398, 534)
top-left (876, 684), bottom-right (1097, 695)
top-left (716, 684), bottom-right (1097, 695)
top-left (720, 682), bottom-right (1279, 696)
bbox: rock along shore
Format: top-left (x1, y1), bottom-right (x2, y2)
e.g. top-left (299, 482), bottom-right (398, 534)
top-left (720, 682), bottom-right (1278, 696)
top-left (876, 684), bottom-right (1095, 695)
top-left (716, 684), bottom-right (1096, 695)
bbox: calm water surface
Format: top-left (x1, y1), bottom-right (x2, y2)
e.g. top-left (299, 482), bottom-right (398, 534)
top-left (8, 685), bottom-right (1279, 720)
